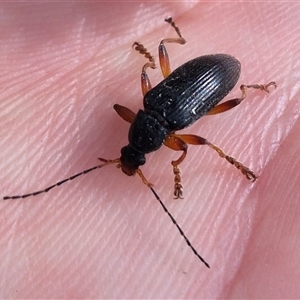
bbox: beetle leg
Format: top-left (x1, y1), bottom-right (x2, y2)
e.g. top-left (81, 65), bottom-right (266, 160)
top-left (164, 134), bottom-right (188, 199)
top-left (113, 104), bottom-right (136, 123)
top-left (136, 168), bottom-right (154, 188)
top-left (206, 81), bottom-right (277, 115)
top-left (159, 18), bottom-right (186, 78)
top-left (133, 18), bottom-right (186, 94)
top-left (132, 41), bottom-right (157, 96)
top-left (175, 134), bottom-right (257, 181)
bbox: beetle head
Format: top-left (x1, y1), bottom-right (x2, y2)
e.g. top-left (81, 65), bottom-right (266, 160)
top-left (120, 145), bottom-right (145, 176)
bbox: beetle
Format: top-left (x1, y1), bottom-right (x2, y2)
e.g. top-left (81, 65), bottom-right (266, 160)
top-left (3, 18), bottom-right (276, 268)
top-left (101, 18), bottom-right (275, 199)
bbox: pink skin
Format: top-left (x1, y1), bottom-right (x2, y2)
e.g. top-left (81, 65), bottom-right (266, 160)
top-left (1, 2), bottom-right (300, 298)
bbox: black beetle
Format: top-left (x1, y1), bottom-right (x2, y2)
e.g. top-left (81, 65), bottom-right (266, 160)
top-left (3, 18), bottom-right (276, 268)
top-left (112, 18), bottom-right (275, 199)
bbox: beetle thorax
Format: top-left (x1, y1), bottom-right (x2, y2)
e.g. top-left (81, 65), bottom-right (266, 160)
top-left (128, 110), bottom-right (170, 154)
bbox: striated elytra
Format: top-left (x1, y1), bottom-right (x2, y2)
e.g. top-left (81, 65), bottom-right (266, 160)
top-left (128, 54), bottom-right (240, 154)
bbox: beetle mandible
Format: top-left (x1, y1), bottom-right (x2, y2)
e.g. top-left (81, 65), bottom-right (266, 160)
top-left (4, 18), bottom-right (276, 268)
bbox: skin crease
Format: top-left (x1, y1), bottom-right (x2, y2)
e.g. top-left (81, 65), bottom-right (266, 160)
top-left (0, 2), bottom-right (300, 298)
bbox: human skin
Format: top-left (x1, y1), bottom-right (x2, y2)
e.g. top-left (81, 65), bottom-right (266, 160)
top-left (1, 2), bottom-right (300, 298)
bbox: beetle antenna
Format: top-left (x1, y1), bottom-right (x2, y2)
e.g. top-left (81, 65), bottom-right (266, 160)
top-left (149, 186), bottom-right (210, 268)
top-left (3, 160), bottom-right (116, 200)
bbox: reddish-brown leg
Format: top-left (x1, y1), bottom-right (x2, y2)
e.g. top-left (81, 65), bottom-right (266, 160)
top-left (207, 82), bottom-right (277, 115)
top-left (164, 134), bottom-right (188, 199)
top-left (132, 18), bottom-right (186, 97)
top-left (175, 134), bottom-right (257, 181)
top-left (159, 18), bottom-right (186, 78)
top-left (136, 168), bottom-right (154, 188)
top-left (132, 41), bottom-right (156, 96)
top-left (113, 104), bottom-right (136, 123)
top-left (164, 131), bottom-right (259, 198)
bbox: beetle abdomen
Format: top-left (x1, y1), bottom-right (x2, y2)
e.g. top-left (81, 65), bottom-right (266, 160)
top-left (144, 54), bottom-right (241, 131)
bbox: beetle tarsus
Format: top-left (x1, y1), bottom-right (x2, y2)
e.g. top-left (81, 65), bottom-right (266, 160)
top-left (132, 42), bottom-right (156, 66)
top-left (244, 169), bottom-right (258, 182)
top-left (230, 159), bottom-right (258, 181)
top-left (241, 81), bottom-right (277, 94)
top-left (164, 17), bottom-right (184, 40)
top-left (205, 141), bottom-right (258, 181)
top-left (173, 166), bottom-right (183, 199)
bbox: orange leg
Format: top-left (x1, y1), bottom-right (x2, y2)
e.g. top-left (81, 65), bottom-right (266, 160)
top-left (132, 18), bottom-right (186, 96)
top-left (132, 41), bottom-right (156, 96)
top-left (207, 82), bottom-right (277, 115)
top-left (136, 168), bottom-right (154, 188)
top-left (175, 133), bottom-right (257, 181)
top-left (159, 18), bottom-right (186, 78)
top-left (164, 134), bottom-right (188, 199)
top-left (113, 104), bottom-right (136, 123)
top-left (164, 131), bottom-right (258, 198)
